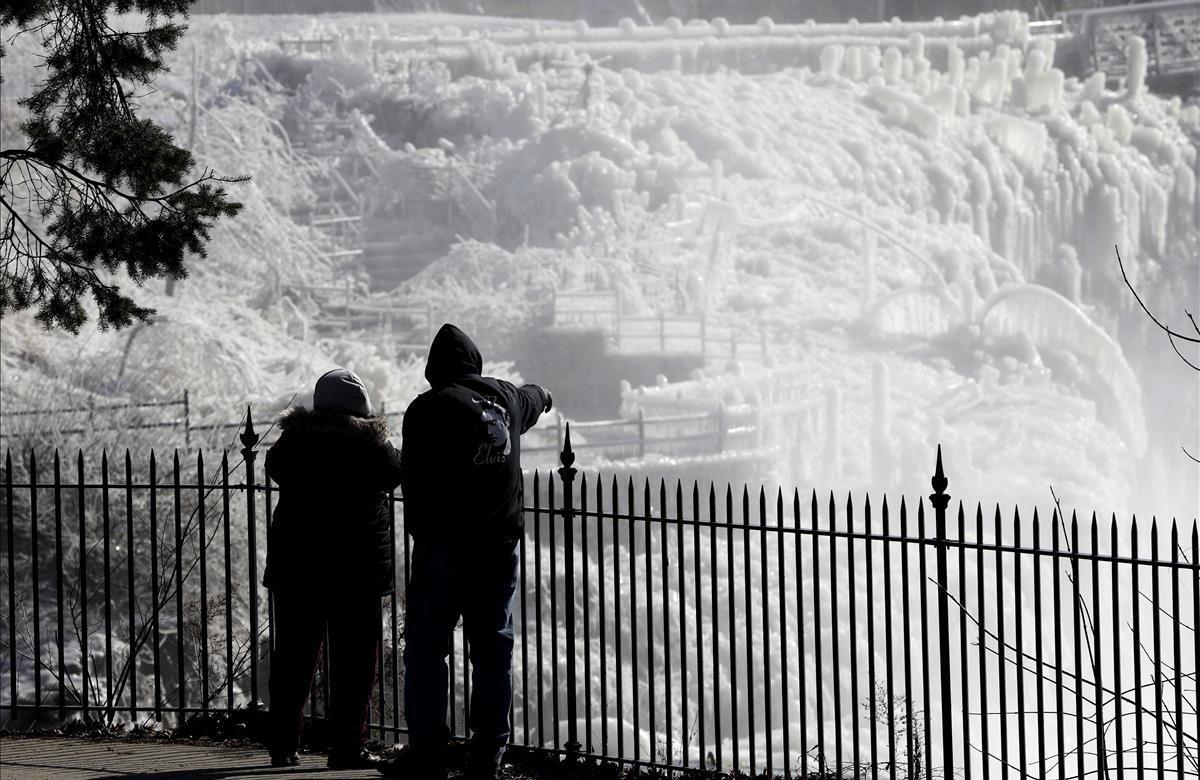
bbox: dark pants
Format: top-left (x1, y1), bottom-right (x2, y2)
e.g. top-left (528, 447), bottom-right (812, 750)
top-left (403, 539), bottom-right (519, 769)
top-left (268, 588), bottom-right (381, 758)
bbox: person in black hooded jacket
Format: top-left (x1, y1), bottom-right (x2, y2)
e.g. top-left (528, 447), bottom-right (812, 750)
top-left (263, 368), bottom-right (401, 770)
top-left (382, 324), bottom-right (550, 780)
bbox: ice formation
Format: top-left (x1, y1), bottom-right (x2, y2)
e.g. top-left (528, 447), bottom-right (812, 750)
top-left (2, 13), bottom-right (1196, 516)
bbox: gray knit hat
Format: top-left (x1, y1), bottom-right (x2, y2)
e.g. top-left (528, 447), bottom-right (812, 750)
top-left (313, 368), bottom-right (373, 417)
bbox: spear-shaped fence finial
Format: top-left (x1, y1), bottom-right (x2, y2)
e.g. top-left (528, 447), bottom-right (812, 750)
top-left (931, 443), bottom-right (948, 499)
top-left (559, 421), bottom-right (576, 470)
top-left (240, 405), bottom-right (260, 452)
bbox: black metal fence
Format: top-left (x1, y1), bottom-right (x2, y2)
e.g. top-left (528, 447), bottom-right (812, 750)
top-left (1, 415), bottom-right (1197, 778)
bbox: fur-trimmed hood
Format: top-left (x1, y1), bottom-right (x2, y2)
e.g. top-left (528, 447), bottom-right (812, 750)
top-left (276, 406), bottom-right (390, 444)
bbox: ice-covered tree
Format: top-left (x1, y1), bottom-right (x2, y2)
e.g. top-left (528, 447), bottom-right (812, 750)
top-left (0, 0), bottom-right (243, 333)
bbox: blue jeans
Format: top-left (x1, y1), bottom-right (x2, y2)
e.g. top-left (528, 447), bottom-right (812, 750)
top-left (403, 539), bottom-right (519, 768)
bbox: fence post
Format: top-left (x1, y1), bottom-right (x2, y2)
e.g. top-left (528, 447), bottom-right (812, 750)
top-left (929, 445), bottom-right (954, 775)
top-left (241, 407), bottom-right (263, 708)
top-left (183, 390), bottom-right (192, 447)
top-left (558, 424), bottom-right (581, 760)
top-left (637, 408), bottom-right (646, 459)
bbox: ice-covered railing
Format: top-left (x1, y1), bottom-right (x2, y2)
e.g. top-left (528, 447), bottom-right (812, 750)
top-left (369, 12), bottom-right (1029, 54)
top-left (619, 367), bottom-right (826, 475)
top-left (553, 290), bottom-right (772, 364)
top-left (366, 14), bottom-right (1028, 78)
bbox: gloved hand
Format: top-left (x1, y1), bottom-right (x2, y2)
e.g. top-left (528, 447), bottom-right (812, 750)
top-left (543, 388), bottom-right (554, 413)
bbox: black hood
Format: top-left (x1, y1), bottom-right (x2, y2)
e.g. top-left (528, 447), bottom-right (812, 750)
top-left (425, 323), bottom-right (483, 389)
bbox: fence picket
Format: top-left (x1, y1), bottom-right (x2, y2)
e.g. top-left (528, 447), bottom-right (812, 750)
top-left (866, 496), bottom-right (879, 780)
top-left (1111, 515), bottom-right (1123, 778)
top-left (30, 451), bottom-right (41, 717)
top-left (221, 452), bottom-right (234, 712)
top-left (958, 502), bottom-right (971, 780)
top-left (548, 475), bottom-right (559, 748)
top-left (124, 450), bottom-right (137, 719)
top-left (900, 498), bottom-right (915, 779)
top-left (172, 451), bottom-right (184, 713)
top-left (627, 477), bottom-right (640, 762)
top-left (150, 452), bottom-right (162, 721)
top-left (773, 488), bottom-right (787, 779)
top-left (692, 483), bottom-right (704, 768)
top-left (883, 496), bottom-right (897, 780)
top-left (196, 452), bottom-right (209, 712)
top-left (1179, 520), bottom-right (1195, 780)
top-left (1151, 518), bottom-right (1164, 780)
top-left (710, 484), bottom-right (722, 771)
top-left (646, 479), bottom-right (657, 764)
top-left (1192, 522), bottom-right (1199, 780)
top-left (658, 479), bottom-right (669, 765)
top-left (977, 504), bottom-right (991, 780)
top-left (1091, 514), bottom-right (1105, 777)
top-left (102, 451), bottom-right (113, 715)
top-left (726, 485), bottom-right (738, 773)
top-left (612, 476), bottom-right (624, 760)
top-left (673, 481), bottom-right (685, 766)
top-left (743, 486), bottom-right (756, 778)
top-left (1052, 511), bottom-right (1065, 779)
top-left (917, 500), bottom-right (931, 780)
top-left (533, 471), bottom-right (544, 747)
top-left (53, 452), bottom-right (66, 722)
top-left (241, 413), bottom-right (261, 707)
top-left (1072, 513), bottom-right (1084, 780)
top-left (1014, 508), bottom-right (1028, 778)
top-left (812, 490), bottom-right (826, 774)
top-left (1032, 510), bottom-right (1046, 780)
top-left (596, 476), bottom-right (608, 756)
top-left (581, 473), bottom-right (592, 754)
top-left (847, 493), bottom-right (860, 780)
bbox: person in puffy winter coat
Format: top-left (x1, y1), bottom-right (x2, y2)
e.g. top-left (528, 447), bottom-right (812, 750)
top-left (381, 324), bottom-right (551, 780)
top-left (263, 368), bottom-right (401, 770)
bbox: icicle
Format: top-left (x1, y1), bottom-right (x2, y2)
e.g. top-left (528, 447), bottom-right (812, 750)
top-left (1125, 35), bottom-right (1148, 100)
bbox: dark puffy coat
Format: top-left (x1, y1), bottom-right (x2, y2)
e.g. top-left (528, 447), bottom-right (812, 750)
top-left (401, 325), bottom-right (548, 543)
top-left (263, 408), bottom-right (402, 595)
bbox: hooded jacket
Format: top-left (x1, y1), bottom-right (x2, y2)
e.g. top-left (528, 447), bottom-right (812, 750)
top-left (401, 324), bottom-right (549, 542)
top-left (263, 407), bottom-right (402, 595)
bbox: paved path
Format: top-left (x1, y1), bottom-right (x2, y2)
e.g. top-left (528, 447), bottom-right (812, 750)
top-left (0, 737), bottom-right (380, 779)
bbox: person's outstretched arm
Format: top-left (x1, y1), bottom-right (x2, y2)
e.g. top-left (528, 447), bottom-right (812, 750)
top-left (503, 381), bottom-right (551, 435)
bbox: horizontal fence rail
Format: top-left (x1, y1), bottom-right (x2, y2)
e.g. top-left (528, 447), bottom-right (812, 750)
top-left (2, 399), bottom-right (769, 465)
top-left (1, 419), bottom-right (1197, 779)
